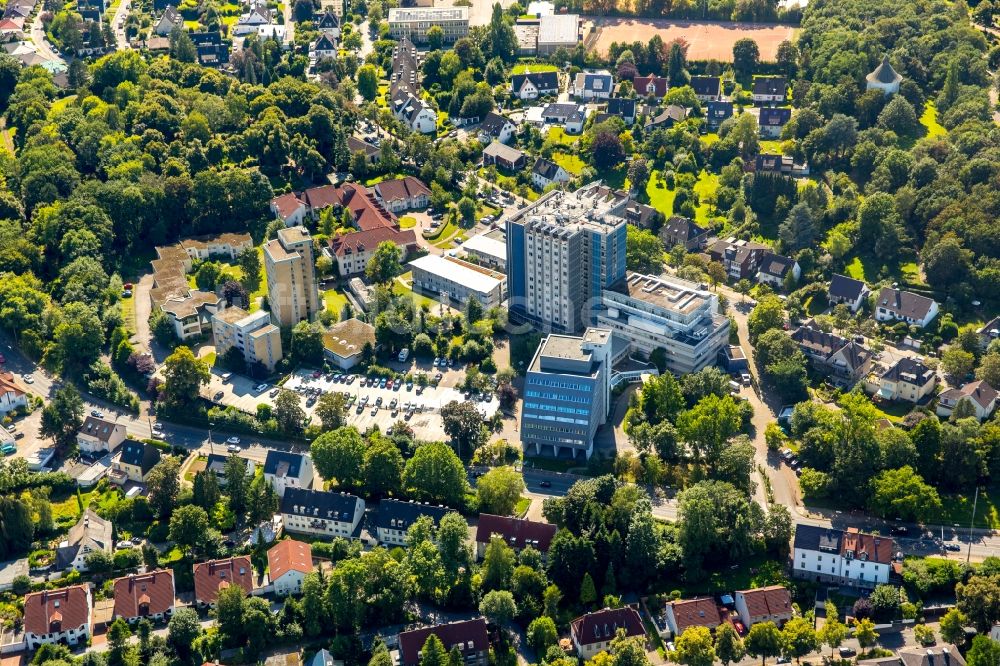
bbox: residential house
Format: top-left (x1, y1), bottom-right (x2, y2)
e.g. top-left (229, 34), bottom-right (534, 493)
top-left (565, 106), bottom-right (587, 133)
top-left (306, 182), bottom-right (395, 229)
top-left (233, 6), bottom-right (272, 35)
top-left (23, 585), bottom-right (93, 650)
top-left (398, 618), bottom-right (489, 666)
top-left (153, 6), bottom-right (180, 35)
top-left (477, 111), bottom-right (517, 144)
top-left (977, 315), bottom-right (1000, 349)
top-left (755, 152), bottom-right (809, 177)
top-left (622, 201), bottom-right (660, 230)
top-left (828, 274), bottom-right (870, 312)
top-left (541, 102), bottom-right (582, 124)
top-left (474, 515), bottom-right (557, 559)
top-left (867, 645), bottom-right (965, 666)
top-left (263, 449), bottom-right (314, 497)
top-left (312, 34), bottom-right (336, 60)
top-left (0, 371), bottom-right (27, 416)
top-left (77, 415), bottom-right (127, 456)
top-left (270, 192), bottom-right (307, 227)
top-left (645, 104), bottom-right (687, 130)
top-left (663, 598), bottom-right (721, 638)
top-left (690, 76), bottom-right (721, 101)
top-left (734, 586), bottom-right (792, 629)
top-left (632, 74), bottom-right (668, 99)
top-left (310, 649), bottom-right (337, 666)
top-left (605, 98), bottom-right (636, 125)
top-left (752, 76), bottom-right (787, 103)
top-left (315, 9), bottom-right (340, 37)
top-left (873, 357), bottom-right (937, 404)
top-left (204, 453), bottom-right (255, 486)
top-left (571, 607), bottom-right (645, 659)
top-left (267, 539), bottom-right (313, 596)
top-left (211, 307), bottom-right (283, 372)
top-left (706, 100), bottom-right (734, 129)
top-left (327, 226), bottom-right (418, 277)
top-left (510, 70), bottom-right (558, 100)
top-left (348, 135), bottom-right (379, 165)
top-left (193, 557), bottom-right (254, 606)
top-left (393, 94), bottom-right (436, 134)
top-left (707, 237), bottom-right (770, 280)
top-left (865, 55), bottom-right (902, 96)
top-left (759, 107), bottom-right (791, 138)
top-left (322, 318), bottom-right (377, 369)
top-left (658, 216), bottom-right (708, 250)
top-left (483, 141), bottom-right (527, 171)
top-left (573, 70), bottom-right (613, 100)
top-left (792, 524), bottom-right (894, 588)
top-left (280, 487), bottom-right (365, 539)
top-left (532, 157), bottom-right (571, 190)
top-left (937, 380), bottom-right (998, 421)
top-left (55, 510), bottom-right (113, 571)
top-left (373, 176), bottom-right (432, 212)
top-left (790, 325), bottom-right (872, 384)
top-left (111, 440), bottom-right (161, 484)
top-left (112, 570), bottom-right (175, 624)
top-left (757, 252), bottom-right (800, 289)
top-left (374, 498), bottom-right (451, 546)
top-left (874, 287), bottom-right (939, 328)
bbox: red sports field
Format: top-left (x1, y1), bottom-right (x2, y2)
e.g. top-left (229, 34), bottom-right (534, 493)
top-left (589, 18), bottom-right (798, 61)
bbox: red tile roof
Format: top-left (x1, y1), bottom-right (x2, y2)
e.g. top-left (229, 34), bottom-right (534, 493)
top-left (302, 185), bottom-right (340, 211)
top-left (0, 371), bottom-right (25, 399)
top-left (113, 570), bottom-right (175, 619)
top-left (571, 607), bottom-right (645, 647)
top-left (668, 598), bottom-right (721, 633)
top-left (328, 226), bottom-right (417, 257)
top-left (474, 514), bottom-right (557, 551)
top-left (311, 183), bottom-right (397, 231)
top-left (193, 556), bottom-right (254, 604)
top-left (24, 585), bottom-right (91, 636)
top-left (374, 176), bottom-right (431, 204)
top-left (737, 585), bottom-right (791, 619)
top-left (272, 192), bottom-right (305, 220)
top-left (267, 539), bottom-right (313, 582)
top-left (841, 528), bottom-right (894, 565)
top-left (398, 618), bottom-right (489, 666)
top-left (632, 75), bottom-right (668, 97)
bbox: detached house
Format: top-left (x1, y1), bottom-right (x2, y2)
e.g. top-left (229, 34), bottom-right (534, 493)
top-left (153, 5), bottom-right (180, 35)
top-left (632, 74), bottom-right (668, 99)
top-left (483, 141), bottom-right (527, 171)
top-left (280, 487), bottom-right (365, 539)
top-left (873, 357), bottom-right (936, 404)
top-left (316, 9), bottom-right (340, 37)
top-left (510, 70), bottom-right (558, 99)
top-left (77, 415), bottom-right (127, 456)
top-left (111, 440), bottom-right (161, 484)
top-left (193, 556), bottom-right (254, 606)
top-left (828, 274), bottom-right (870, 313)
top-left (477, 111), bottom-right (517, 144)
top-left (532, 157), bottom-right (571, 190)
top-left (0, 371), bottom-right (27, 416)
top-left (328, 226), bottom-right (418, 277)
top-left (112, 570), bottom-right (175, 624)
top-left (393, 94), bottom-right (437, 134)
top-left (759, 107), bottom-right (791, 138)
top-left (263, 449), bottom-right (314, 497)
top-left (690, 76), bottom-right (721, 101)
top-left (474, 514), bottom-right (557, 559)
top-left (23, 585), bottom-right (93, 650)
top-left (937, 380), bottom-right (998, 421)
top-left (757, 252), bottom-right (800, 289)
top-left (734, 586), bottom-right (792, 629)
top-left (55, 510), bottom-right (113, 572)
top-left (791, 325), bottom-right (871, 384)
top-left (605, 98), bottom-right (636, 125)
top-left (793, 524), bottom-right (893, 588)
top-left (658, 216), bottom-right (708, 251)
top-left (267, 539), bottom-right (313, 596)
top-left (874, 287), bottom-right (939, 328)
top-left (373, 176), bottom-right (432, 212)
top-left (270, 192), bottom-right (307, 227)
top-left (571, 607), bottom-right (645, 659)
top-left (312, 33), bottom-right (337, 60)
top-left (398, 618), bottom-right (490, 666)
top-left (752, 76), bottom-right (787, 103)
top-left (573, 70), bottom-right (613, 100)
top-left (645, 104), bottom-right (687, 130)
top-left (663, 597), bottom-right (721, 638)
top-left (374, 498), bottom-right (451, 546)
top-left (706, 100), bottom-right (733, 129)
top-left (707, 237), bottom-right (770, 280)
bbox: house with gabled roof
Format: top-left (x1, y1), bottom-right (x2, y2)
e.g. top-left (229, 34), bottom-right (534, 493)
top-left (0, 370), bottom-right (27, 416)
top-left (791, 324), bottom-right (871, 384)
top-left (828, 274), bottom-right (870, 312)
top-left (154, 5), bottom-right (180, 35)
top-left (474, 514), bottom-right (557, 559)
top-left (532, 157), bottom-right (570, 190)
top-left (605, 98), bottom-right (636, 125)
top-left (477, 111), bottom-right (517, 144)
top-left (873, 357), bottom-right (936, 404)
top-left (632, 74), bottom-right (667, 99)
top-left (270, 192), bottom-right (307, 227)
top-left (113, 570), bottom-right (175, 623)
top-left (937, 380), bottom-right (998, 421)
top-left (327, 226), bottom-right (418, 277)
top-left (757, 252), bottom-right (799, 289)
top-left (374, 176), bottom-right (432, 212)
top-left (267, 539), bottom-right (313, 596)
top-left (56, 510), bottom-right (113, 571)
top-left (663, 597), bottom-right (721, 638)
top-left (866, 54), bottom-right (902, 96)
top-left (393, 93), bottom-right (437, 134)
top-left (572, 70), bottom-right (613, 100)
top-left (193, 556), bottom-right (254, 606)
top-left (316, 9), bottom-right (340, 37)
top-left (571, 607), bottom-right (645, 658)
top-left (690, 76), bottom-right (721, 101)
top-left (263, 449), bottom-right (314, 497)
top-left (77, 415), bottom-right (127, 455)
top-left (312, 33), bottom-right (337, 60)
top-left (706, 100), bottom-right (733, 129)
top-left (280, 488), bottom-right (365, 539)
top-left (111, 440), bottom-right (161, 484)
top-left (23, 585), bottom-right (93, 649)
top-left (734, 585), bottom-right (792, 629)
top-left (483, 141), bottom-right (527, 171)
top-left (874, 287), bottom-right (939, 328)
top-left (759, 107), bottom-right (791, 138)
top-left (645, 104), bottom-right (686, 130)
top-left (793, 524), bottom-right (893, 588)
top-left (398, 618), bottom-right (489, 666)
top-left (752, 76), bottom-right (787, 103)
top-left (374, 498), bottom-right (451, 546)
top-left (510, 70), bottom-right (559, 99)
top-left (658, 216), bottom-right (708, 250)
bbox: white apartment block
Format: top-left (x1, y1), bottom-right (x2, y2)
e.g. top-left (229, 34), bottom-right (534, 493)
top-left (388, 7), bottom-right (469, 43)
top-left (280, 488), bottom-right (365, 539)
top-left (595, 272), bottom-right (730, 375)
top-left (211, 307), bottom-right (283, 371)
top-left (792, 525), bottom-right (893, 589)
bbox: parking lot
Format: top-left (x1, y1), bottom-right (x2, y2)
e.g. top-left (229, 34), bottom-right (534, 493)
top-left (284, 367), bottom-right (499, 440)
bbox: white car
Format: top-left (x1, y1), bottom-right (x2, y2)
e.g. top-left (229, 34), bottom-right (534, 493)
top-left (226, 436), bottom-right (241, 445)
top-left (152, 422), bottom-right (163, 433)
top-left (22, 374), bottom-right (33, 384)
top-left (255, 383), bottom-right (268, 393)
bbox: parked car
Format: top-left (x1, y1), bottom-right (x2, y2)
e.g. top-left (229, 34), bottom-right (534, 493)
top-left (91, 409), bottom-right (104, 417)
top-left (226, 436), bottom-right (241, 445)
top-left (1, 443), bottom-right (15, 456)
top-left (270, 389), bottom-right (280, 398)
top-left (838, 648), bottom-right (856, 658)
top-left (213, 391), bottom-right (224, 402)
top-left (254, 383), bottom-right (268, 393)
top-left (22, 374), bottom-right (32, 384)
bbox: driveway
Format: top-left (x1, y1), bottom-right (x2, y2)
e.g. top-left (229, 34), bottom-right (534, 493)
top-left (132, 273), bottom-right (154, 356)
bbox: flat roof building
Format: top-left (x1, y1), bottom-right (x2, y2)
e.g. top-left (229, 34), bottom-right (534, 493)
top-left (537, 14), bottom-right (579, 54)
top-left (211, 307), bottom-right (282, 371)
top-left (521, 328), bottom-right (612, 459)
top-left (388, 7), bottom-right (468, 43)
top-left (461, 233), bottom-right (507, 272)
top-left (264, 226), bottom-right (320, 327)
top-left (408, 255), bottom-right (506, 309)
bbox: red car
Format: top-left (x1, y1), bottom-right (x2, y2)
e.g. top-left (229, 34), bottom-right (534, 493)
top-left (386, 379), bottom-right (394, 389)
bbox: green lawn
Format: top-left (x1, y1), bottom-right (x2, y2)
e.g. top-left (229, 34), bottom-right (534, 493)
top-left (552, 152), bottom-right (585, 176)
top-left (514, 496), bottom-right (531, 517)
top-left (701, 132), bottom-right (720, 147)
top-left (49, 95), bottom-right (77, 116)
top-left (693, 170), bottom-right (720, 224)
top-left (645, 169), bottom-right (719, 223)
top-left (844, 255), bottom-right (868, 281)
top-left (759, 140), bottom-right (784, 153)
top-left (546, 126), bottom-right (576, 146)
top-left (511, 63), bottom-right (557, 75)
top-left (393, 273), bottom-right (438, 310)
top-left (121, 294), bottom-right (136, 336)
top-left (920, 101), bottom-right (946, 138)
top-left (399, 215), bottom-right (417, 229)
top-left (323, 288), bottom-right (349, 315)
top-left (938, 485), bottom-right (1000, 529)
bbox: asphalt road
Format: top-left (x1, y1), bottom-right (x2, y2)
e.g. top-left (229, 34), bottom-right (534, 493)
top-left (29, 9), bottom-right (64, 64)
top-left (112, 0), bottom-right (131, 50)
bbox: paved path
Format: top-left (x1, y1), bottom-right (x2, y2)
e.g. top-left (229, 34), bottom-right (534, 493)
top-left (112, 0), bottom-right (131, 50)
top-left (29, 9), bottom-right (64, 65)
